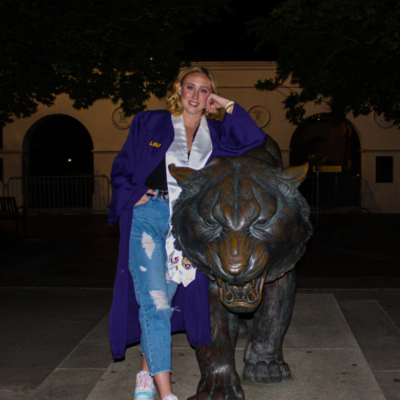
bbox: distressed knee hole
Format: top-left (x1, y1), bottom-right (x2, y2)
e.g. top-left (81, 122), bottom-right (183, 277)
top-left (140, 266), bottom-right (147, 272)
top-left (149, 290), bottom-right (170, 310)
top-left (141, 232), bottom-right (155, 259)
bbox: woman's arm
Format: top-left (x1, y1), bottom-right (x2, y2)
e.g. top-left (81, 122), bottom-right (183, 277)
top-left (108, 113), bottom-right (150, 224)
top-left (209, 102), bottom-right (267, 157)
top-left (108, 110), bottom-right (174, 224)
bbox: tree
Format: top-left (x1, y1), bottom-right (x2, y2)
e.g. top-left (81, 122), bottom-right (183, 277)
top-left (0, 0), bottom-right (228, 123)
top-left (250, 0), bottom-right (400, 125)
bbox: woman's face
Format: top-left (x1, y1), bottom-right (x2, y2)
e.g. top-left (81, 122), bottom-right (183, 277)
top-left (177, 73), bottom-right (213, 117)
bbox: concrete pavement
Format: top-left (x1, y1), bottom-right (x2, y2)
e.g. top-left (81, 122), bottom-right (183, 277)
top-left (2, 289), bottom-right (400, 400)
top-left (1, 212), bottom-right (400, 399)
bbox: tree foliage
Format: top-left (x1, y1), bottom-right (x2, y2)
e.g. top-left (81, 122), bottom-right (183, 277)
top-left (250, 0), bottom-right (400, 125)
top-left (0, 0), bottom-right (228, 123)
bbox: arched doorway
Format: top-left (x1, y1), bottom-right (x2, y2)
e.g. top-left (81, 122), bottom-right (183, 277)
top-left (25, 115), bottom-right (93, 177)
top-left (290, 113), bottom-right (361, 174)
top-left (22, 115), bottom-right (94, 210)
top-left (290, 113), bottom-right (361, 209)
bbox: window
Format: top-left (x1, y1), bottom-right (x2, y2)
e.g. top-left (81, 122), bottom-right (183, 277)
top-left (376, 156), bottom-right (393, 183)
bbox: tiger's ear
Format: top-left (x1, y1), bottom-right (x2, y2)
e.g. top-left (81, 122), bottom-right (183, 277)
top-left (273, 163), bottom-right (308, 188)
top-left (169, 164), bottom-right (200, 183)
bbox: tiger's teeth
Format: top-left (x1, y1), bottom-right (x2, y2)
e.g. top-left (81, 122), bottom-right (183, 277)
top-left (252, 279), bottom-right (257, 288)
top-left (217, 279), bottom-right (222, 287)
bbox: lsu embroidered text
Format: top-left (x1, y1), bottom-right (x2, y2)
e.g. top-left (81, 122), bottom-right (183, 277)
top-left (149, 141), bottom-right (161, 147)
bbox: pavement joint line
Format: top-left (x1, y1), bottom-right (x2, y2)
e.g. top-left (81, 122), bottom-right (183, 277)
top-left (0, 390), bottom-right (35, 393)
top-left (333, 297), bottom-right (364, 354)
top-left (18, 313), bottom-right (111, 397)
top-left (55, 368), bottom-right (108, 371)
top-left (43, 314), bottom-right (110, 372)
top-left (64, 313), bottom-right (110, 355)
top-left (375, 300), bottom-right (400, 335)
top-left (372, 369), bottom-right (400, 372)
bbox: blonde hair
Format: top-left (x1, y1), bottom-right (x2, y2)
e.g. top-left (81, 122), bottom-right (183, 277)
top-left (166, 66), bottom-right (224, 120)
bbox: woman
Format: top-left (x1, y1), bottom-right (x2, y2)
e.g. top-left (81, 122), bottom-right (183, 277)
top-left (108, 66), bottom-right (267, 400)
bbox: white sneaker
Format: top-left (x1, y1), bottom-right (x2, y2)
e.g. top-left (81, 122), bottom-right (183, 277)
top-left (134, 371), bottom-right (155, 400)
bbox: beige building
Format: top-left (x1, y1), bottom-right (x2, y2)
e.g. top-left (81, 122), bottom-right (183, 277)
top-left (1, 61), bottom-right (399, 213)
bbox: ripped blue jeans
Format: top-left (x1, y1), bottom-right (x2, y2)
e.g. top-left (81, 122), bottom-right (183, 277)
top-left (128, 194), bottom-right (178, 375)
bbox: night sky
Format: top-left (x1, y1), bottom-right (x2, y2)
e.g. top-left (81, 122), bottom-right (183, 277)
top-left (183, 0), bottom-right (281, 62)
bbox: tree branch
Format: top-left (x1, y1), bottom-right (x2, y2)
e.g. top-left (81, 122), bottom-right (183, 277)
top-left (0, 73), bottom-right (25, 90)
top-left (322, 44), bottom-right (357, 70)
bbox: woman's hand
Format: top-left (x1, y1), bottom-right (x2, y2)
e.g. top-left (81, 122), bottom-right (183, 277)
top-left (135, 189), bottom-right (156, 206)
top-left (206, 94), bottom-right (232, 113)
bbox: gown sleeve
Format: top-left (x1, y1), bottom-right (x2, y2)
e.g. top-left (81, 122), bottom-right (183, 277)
top-left (209, 103), bottom-right (267, 157)
top-left (108, 112), bottom-right (149, 225)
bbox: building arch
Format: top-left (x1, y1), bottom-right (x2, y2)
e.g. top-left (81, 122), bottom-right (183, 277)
top-left (289, 113), bottom-right (361, 174)
top-left (22, 114), bottom-right (93, 177)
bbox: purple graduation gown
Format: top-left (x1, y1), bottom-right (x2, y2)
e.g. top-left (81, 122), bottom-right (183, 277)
top-left (108, 104), bottom-right (267, 360)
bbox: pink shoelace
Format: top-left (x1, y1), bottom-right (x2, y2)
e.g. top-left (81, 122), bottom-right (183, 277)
top-left (137, 371), bottom-right (154, 390)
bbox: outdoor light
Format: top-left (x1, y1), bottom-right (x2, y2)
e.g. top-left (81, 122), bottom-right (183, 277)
top-left (67, 159), bottom-right (72, 162)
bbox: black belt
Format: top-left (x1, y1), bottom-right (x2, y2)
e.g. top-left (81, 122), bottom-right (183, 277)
top-left (148, 190), bottom-right (169, 201)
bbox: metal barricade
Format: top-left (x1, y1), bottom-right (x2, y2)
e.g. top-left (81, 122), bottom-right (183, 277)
top-left (300, 172), bottom-right (361, 211)
top-left (0, 180), bottom-right (6, 197)
top-left (6, 175), bottom-right (111, 214)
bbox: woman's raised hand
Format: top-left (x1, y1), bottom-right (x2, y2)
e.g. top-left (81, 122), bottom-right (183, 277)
top-left (205, 94), bottom-right (231, 113)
